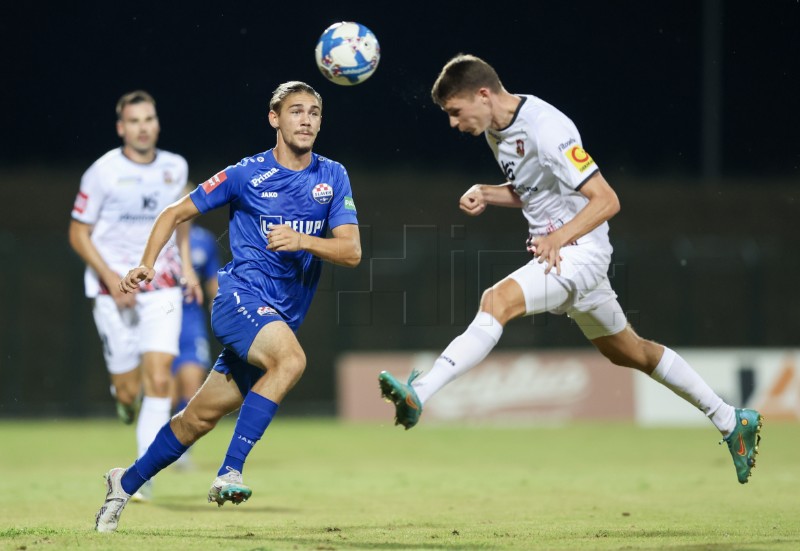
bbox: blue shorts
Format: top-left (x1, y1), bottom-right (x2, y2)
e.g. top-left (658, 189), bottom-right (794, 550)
top-left (172, 305), bottom-right (212, 375)
top-left (210, 285), bottom-right (285, 396)
top-left (212, 348), bottom-right (265, 397)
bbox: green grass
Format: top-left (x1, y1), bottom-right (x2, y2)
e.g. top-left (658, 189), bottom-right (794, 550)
top-left (0, 418), bottom-right (798, 550)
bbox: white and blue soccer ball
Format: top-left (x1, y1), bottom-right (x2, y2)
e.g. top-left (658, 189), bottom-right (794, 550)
top-left (315, 22), bottom-right (380, 86)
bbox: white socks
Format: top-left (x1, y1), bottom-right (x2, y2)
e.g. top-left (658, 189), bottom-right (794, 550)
top-left (650, 347), bottom-right (736, 436)
top-left (136, 396), bottom-right (173, 459)
top-left (413, 312), bottom-right (504, 404)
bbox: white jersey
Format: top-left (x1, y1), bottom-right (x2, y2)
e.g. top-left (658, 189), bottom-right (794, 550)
top-left (72, 148), bottom-right (188, 297)
top-left (486, 94), bottom-right (611, 251)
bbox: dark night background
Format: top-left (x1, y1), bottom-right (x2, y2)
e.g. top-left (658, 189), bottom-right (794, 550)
top-left (0, 1), bottom-right (798, 416)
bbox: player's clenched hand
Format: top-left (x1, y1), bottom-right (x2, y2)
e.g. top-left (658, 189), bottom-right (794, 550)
top-left (266, 223), bottom-right (304, 252)
top-left (528, 234), bottom-right (563, 276)
top-left (119, 266), bottom-right (155, 293)
top-left (459, 185), bottom-right (487, 216)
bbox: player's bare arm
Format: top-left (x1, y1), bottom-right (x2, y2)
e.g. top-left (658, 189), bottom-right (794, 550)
top-left (266, 223), bottom-right (361, 268)
top-left (120, 195), bottom-right (201, 293)
top-left (69, 219), bottom-right (136, 308)
top-left (459, 183), bottom-right (522, 216)
top-left (530, 172), bottom-right (620, 275)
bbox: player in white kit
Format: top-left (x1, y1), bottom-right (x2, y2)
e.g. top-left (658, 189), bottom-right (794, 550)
top-left (378, 54), bottom-right (763, 485)
top-left (69, 90), bottom-right (200, 499)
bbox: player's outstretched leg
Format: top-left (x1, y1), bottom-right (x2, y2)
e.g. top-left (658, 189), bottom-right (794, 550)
top-left (378, 370), bottom-right (423, 430)
top-left (208, 467), bottom-right (252, 507)
top-left (722, 408), bottom-right (763, 484)
top-left (95, 468), bottom-right (131, 533)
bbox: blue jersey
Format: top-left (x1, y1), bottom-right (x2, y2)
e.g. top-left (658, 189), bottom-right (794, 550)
top-left (189, 149), bottom-right (358, 329)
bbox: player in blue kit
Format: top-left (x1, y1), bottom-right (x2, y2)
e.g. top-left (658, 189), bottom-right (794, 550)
top-left (170, 222), bottom-right (222, 471)
top-left (95, 81), bottom-right (362, 532)
top-left (172, 223), bottom-right (221, 415)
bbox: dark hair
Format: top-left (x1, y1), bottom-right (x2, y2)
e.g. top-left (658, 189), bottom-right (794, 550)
top-left (431, 54), bottom-right (503, 106)
top-left (116, 90), bottom-right (156, 120)
top-left (269, 81), bottom-right (323, 113)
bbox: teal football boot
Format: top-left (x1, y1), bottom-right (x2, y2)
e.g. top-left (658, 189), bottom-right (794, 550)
top-left (378, 370), bottom-right (423, 430)
top-left (722, 408), bottom-right (763, 484)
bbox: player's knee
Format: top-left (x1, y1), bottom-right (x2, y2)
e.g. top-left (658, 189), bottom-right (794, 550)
top-left (278, 349), bottom-right (306, 383)
top-left (176, 406), bottom-right (217, 440)
top-left (479, 288), bottom-right (516, 323)
top-left (146, 372), bottom-right (172, 397)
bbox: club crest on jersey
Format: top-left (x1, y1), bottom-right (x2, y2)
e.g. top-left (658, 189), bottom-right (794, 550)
top-left (257, 306), bottom-right (278, 316)
top-left (565, 145), bottom-right (596, 173)
top-left (202, 170), bottom-right (227, 194)
top-left (516, 139), bottom-right (525, 157)
top-left (163, 170), bottom-right (174, 184)
top-left (312, 183), bottom-right (333, 204)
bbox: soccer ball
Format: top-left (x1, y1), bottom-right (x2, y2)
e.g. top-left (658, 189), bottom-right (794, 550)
top-left (315, 22), bottom-right (380, 86)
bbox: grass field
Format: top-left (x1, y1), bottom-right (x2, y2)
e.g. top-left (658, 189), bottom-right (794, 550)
top-left (1, 418), bottom-right (798, 550)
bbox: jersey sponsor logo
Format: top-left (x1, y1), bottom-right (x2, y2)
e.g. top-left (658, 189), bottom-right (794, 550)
top-left (142, 193), bottom-right (159, 211)
top-left (201, 170), bottom-right (227, 194)
top-left (501, 160), bottom-right (516, 181)
top-left (557, 138), bottom-right (576, 152)
top-left (73, 191), bottom-right (88, 214)
top-left (260, 215), bottom-right (325, 237)
top-left (250, 167), bottom-right (279, 187)
top-left (516, 139), bottom-right (525, 157)
top-left (285, 219), bottom-right (324, 234)
top-left (261, 191), bottom-right (278, 198)
top-left (257, 306), bottom-right (278, 316)
top-left (344, 196), bottom-right (356, 211)
top-left (312, 183), bottom-right (333, 204)
top-left (565, 145), bottom-right (595, 173)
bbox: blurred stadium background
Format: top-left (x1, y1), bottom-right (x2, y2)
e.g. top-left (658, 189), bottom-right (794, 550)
top-left (1, 1), bottom-right (798, 420)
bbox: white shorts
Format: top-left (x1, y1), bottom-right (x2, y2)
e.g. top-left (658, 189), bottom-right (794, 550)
top-left (92, 287), bottom-right (183, 375)
top-left (507, 242), bottom-right (628, 340)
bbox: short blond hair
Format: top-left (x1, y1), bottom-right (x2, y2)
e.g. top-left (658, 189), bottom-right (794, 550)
top-left (116, 90), bottom-right (156, 120)
top-left (269, 81), bottom-right (322, 113)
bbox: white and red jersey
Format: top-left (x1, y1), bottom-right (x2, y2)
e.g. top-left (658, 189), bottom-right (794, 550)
top-left (72, 148), bottom-right (188, 297)
top-left (486, 94), bottom-right (611, 252)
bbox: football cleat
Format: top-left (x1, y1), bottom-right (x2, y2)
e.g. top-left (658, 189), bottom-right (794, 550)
top-left (208, 468), bottom-right (252, 507)
top-left (378, 370), bottom-right (423, 430)
top-left (722, 408), bottom-right (763, 484)
top-left (95, 468), bottom-right (131, 532)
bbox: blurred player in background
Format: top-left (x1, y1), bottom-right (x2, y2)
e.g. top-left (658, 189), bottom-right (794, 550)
top-left (379, 54), bottom-right (763, 485)
top-left (69, 90), bottom-right (200, 501)
top-left (94, 81), bottom-right (362, 532)
top-left (171, 213), bottom-right (222, 469)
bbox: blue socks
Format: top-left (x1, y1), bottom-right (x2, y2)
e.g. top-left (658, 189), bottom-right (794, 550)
top-left (217, 392), bottom-right (278, 476)
top-left (117, 392), bottom-right (278, 495)
top-left (121, 422), bottom-right (188, 495)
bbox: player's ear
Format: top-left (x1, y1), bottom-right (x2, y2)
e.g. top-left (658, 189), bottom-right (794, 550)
top-left (116, 120), bottom-right (124, 138)
top-left (268, 110), bottom-right (279, 129)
